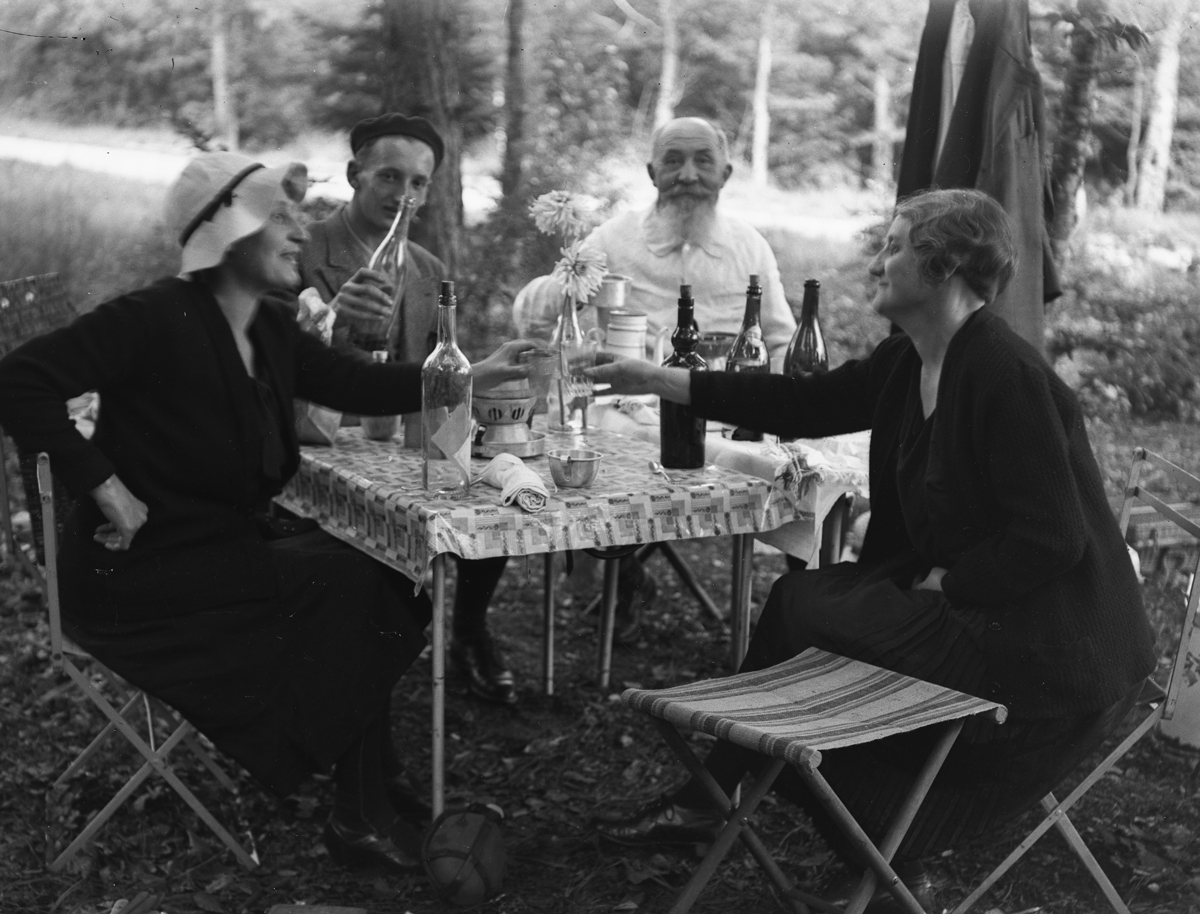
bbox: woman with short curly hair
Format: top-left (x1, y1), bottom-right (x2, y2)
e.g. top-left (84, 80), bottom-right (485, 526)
top-left (588, 188), bottom-right (1155, 909)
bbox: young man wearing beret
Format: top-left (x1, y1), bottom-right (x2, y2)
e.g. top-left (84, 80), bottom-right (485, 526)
top-left (298, 114), bottom-right (517, 711)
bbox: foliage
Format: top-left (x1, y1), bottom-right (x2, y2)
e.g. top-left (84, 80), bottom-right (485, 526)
top-left (3, 463), bottom-right (1200, 912)
top-left (1047, 205), bottom-right (1200, 420)
top-left (0, 0), bottom-right (329, 150)
top-left (0, 160), bottom-right (177, 307)
top-left (306, 0), bottom-right (501, 145)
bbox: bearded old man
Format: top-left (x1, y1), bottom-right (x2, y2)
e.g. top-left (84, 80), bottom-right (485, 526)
top-left (575, 117), bottom-right (798, 641)
top-left (581, 117), bottom-right (796, 365)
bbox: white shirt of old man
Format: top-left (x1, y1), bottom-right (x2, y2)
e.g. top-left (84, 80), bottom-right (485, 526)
top-left (581, 205), bottom-right (796, 366)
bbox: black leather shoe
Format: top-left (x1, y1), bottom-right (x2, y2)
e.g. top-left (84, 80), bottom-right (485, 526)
top-left (451, 632), bottom-right (518, 706)
top-left (323, 817), bottom-right (422, 873)
top-left (824, 861), bottom-right (935, 913)
top-left (385, 769), bottom-right (433, 825)
top-left (614, 575), bottom-right (657, 645)
top-left (595, 795), bottom-right (723, 847)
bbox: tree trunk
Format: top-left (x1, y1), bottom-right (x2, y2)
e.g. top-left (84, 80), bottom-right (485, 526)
top-left (210, 0), bottom-right (238, 151)
top-left (1136, 0), bottom-right (1189, 212)
top-left (499, 0), bottom-right (526, 201)
top-left (654, 0), bottom-right (678, 129)
top-left (871, 69), bottom-right (893, 190)
top-left (1048, 5), bottom-right (1101, 265)
top-left (382, 0), bottom-right (464, 275)
top-left (750, 2), bottom-right (773, 186)
top-left (1124, 53), bottom-right (1145, 205)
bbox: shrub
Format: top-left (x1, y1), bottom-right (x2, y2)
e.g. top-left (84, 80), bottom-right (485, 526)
top-left (1049, 210), bottom-right (1200, 422)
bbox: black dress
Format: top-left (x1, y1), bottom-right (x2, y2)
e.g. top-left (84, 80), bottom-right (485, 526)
top-left (709, 367), bottom-right (1138, 858)
top-left (66, 359), bottom-right (432, 797)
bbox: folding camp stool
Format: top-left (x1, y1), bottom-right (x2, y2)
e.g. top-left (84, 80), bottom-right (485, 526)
top-left (951, 447), bottom-right (1200, 914)
top-left (34, 454), bottom-right (258, 871)
top-left (623, 647), bottom-right (1006, 914)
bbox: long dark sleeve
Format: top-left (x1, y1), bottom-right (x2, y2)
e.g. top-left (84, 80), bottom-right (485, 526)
top-left (688, 334), bottom-right (907, 439)
top-left (0, 295), bottom-right (151, 495)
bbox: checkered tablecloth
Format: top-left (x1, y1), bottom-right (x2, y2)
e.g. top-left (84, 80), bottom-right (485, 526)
top-left (277, 424), bottom-right (801, 583)
top-left (592, 400), bottom-right (871, 563)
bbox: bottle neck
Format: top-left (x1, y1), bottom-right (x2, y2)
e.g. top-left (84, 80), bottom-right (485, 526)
top-left (672, 303), bottom-right (698, 352)
top-left (436, 301), bottom-right (458, 346)
top-left (800, 294), bottom-right (819, 324)
top-left (742, 292), bottom-right (763, 328)
top-left (367, 199), bottom-right (415, 271)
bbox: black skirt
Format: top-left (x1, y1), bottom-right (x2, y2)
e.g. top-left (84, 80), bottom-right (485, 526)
top-left (742, 561), bottom-right (1137, 859)
top-left (66, 528), bottom-right (432, 797)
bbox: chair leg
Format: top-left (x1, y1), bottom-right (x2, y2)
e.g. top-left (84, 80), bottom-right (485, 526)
top-left (180, 728), bottom-right (238, 793)
top-left (949, 709), bottom-right (1160, 914)
top-left (56, 660), bottom-right (257, 870)
top-left (49, 753), bottom-right (158, 871)
top-left (795, 720), bottom-right (964, 914)
top-left (55, 691), bottom-right (143, 786)
top-left (651, 720), bottom-right (810, 914)
top-left (1046, 793), bottom-right (1133, 914)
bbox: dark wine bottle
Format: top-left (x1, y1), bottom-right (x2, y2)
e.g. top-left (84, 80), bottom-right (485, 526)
top-left (660, 284), bottom-right (708, 469)
top-left (727, 274), bottom-right (769, 441)
top-left (783, 279), bottom-right (828, 377)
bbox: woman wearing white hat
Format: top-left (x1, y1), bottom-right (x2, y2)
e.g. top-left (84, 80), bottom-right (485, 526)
top-left (0, 152), bottom-right (533, 872)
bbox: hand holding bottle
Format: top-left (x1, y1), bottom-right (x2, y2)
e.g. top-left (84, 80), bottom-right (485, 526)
top-left (332, 267), bottom-right (394, 325)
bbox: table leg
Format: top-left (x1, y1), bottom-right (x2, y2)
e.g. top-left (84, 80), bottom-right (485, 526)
top-left (657, 541), bottom-right (724, 622)
top-left (819, 495), bottom-right (849, 567)
top-left (729, 534), bottom-right (754, 668)
top-left (430, 554), bottom-right (446, 820)
top-left (597, 557), bottom-right (620, 689)
top-left (542, 553), bottom-right (555, 696)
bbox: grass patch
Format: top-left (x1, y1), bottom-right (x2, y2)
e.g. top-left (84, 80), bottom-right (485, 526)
top-left (0, 160), bottom-right (178, 310)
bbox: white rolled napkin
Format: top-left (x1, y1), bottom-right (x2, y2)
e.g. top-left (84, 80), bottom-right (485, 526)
top-left (474, 452), bottom-right (550, 513)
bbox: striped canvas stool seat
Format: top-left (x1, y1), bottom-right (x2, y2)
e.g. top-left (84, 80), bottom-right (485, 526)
top-left (623, 647), bottom-right (1007, 914)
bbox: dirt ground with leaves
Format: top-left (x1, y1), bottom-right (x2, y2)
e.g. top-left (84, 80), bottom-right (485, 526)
top-left (2, 527), bottom-right (1199, 914)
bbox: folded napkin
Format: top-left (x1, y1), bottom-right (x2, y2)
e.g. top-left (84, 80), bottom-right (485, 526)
top-left (474, 453), bottom-right (550, 513)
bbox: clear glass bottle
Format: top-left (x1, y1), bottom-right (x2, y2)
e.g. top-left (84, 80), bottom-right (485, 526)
top-left (660, 284), bottom-right (708, 469)
top-left (783, 279), bottom-right (828, 377)
top-left (348, 195), bottom-right (416, 355)
top-left (421, 281), bottom-right (473, 496)
top-left (726, 274), bottom-right (770, 441)
top-left (361, 350), bottom-right (399, 440)
top-left (546, 290), bottom-right (594, 431)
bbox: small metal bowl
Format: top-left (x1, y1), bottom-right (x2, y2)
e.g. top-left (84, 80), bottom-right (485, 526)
top-left (546, 448), bottom-right (603, 488)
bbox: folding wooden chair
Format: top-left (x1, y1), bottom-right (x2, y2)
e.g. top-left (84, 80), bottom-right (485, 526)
top-left (33, 453), bottom-right (258, 871)
top-left (623, 647), bottom-right (1006, 914)
top-left (951, 447), bottom-right (1200, 914)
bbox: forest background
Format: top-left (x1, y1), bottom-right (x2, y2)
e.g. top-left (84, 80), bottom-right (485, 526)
top-left (2, 2), bottom-right (1200, 913)
top-left (2, 0), bottom-right (1200, 426)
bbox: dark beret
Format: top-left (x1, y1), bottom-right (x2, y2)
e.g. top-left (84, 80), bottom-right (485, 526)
top-left (350, 113), bottom-right (445, 170)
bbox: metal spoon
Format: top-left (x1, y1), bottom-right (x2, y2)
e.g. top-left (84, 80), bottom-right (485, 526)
top-left (648, 460), bottom-right (675, 484)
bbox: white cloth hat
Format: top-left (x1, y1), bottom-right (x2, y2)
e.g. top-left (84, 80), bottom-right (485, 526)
top-left (165, 152), bottom-right (307, 274)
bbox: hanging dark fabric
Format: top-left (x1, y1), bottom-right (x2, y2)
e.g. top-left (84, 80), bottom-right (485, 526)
top-left (896, 0), bottom-right (1061, 356)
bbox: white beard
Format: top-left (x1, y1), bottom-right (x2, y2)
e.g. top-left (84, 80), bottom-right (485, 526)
top-left (654, 194), bottom-right (719, 244)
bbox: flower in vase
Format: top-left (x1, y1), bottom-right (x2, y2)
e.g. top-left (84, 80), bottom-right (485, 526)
top-left (529, 190), bottom-right (601, 242)
top-left (551, 240), bottom-right (607, 303)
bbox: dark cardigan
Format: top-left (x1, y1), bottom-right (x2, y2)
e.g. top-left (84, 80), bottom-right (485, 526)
top-left (690, 309), bottom-right (1155, 718)
top-left (0, 276), bottom-right (423, 619)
